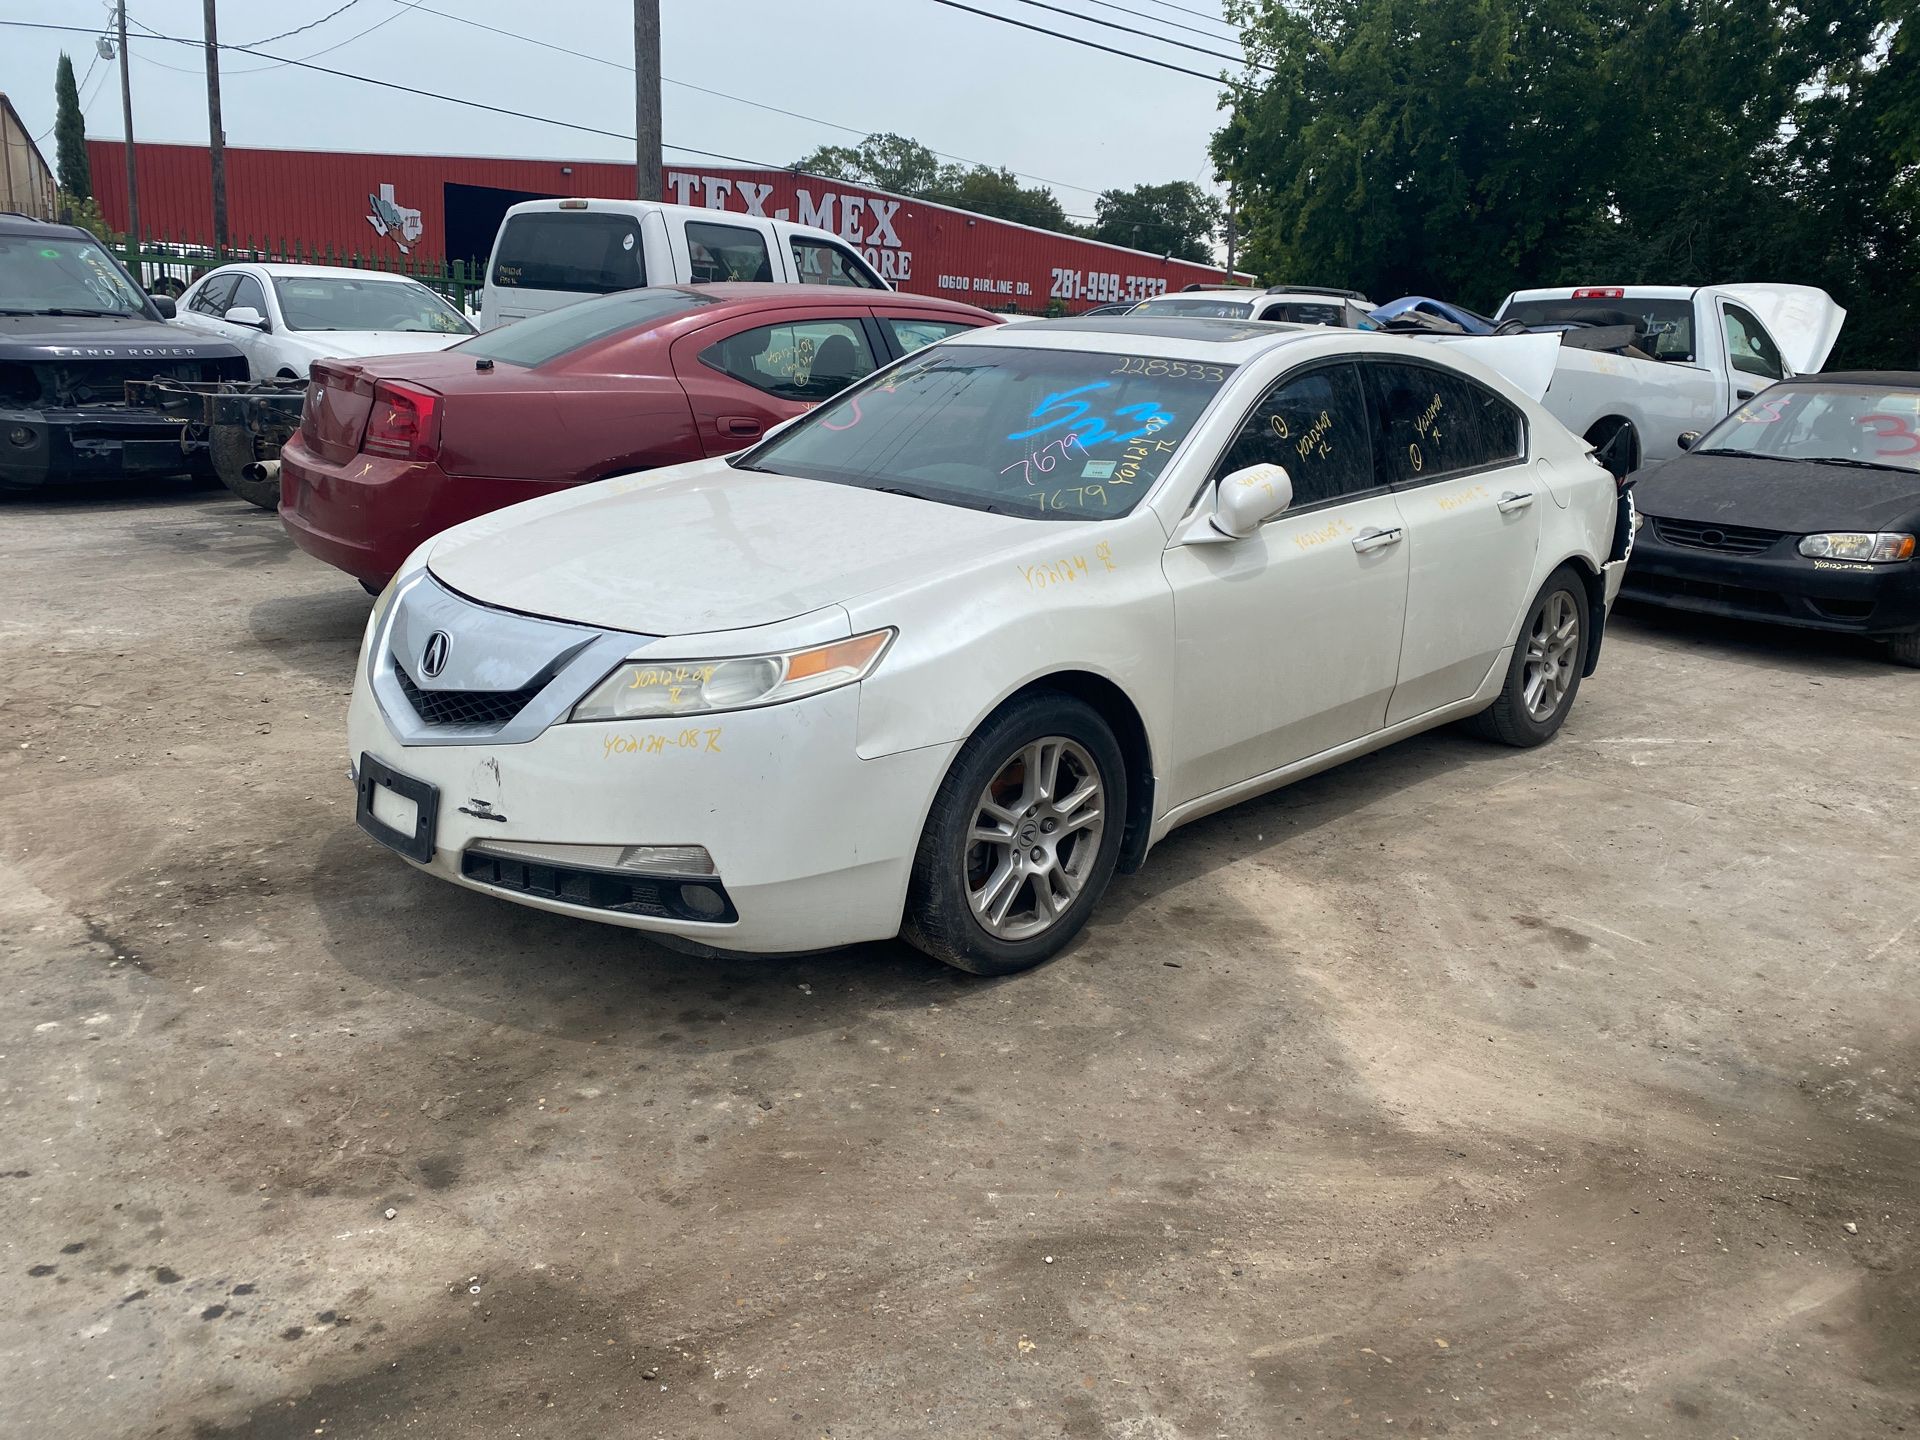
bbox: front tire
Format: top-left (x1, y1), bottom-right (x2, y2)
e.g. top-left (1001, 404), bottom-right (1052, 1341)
top-left (903, 693), bottom-right (1127, 975)
top-left (1464, 566), bottom-right (1590, 747)
top-left (1889, 630), bottom-right (1920, 668)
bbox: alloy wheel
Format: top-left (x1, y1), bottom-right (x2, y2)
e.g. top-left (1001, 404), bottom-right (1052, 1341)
top-left (964, 736), bottom-right (1106, 942)
top-left (1522, 589), bottom-right (1581, 722)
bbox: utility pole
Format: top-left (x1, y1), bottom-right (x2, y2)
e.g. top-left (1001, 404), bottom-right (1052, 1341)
top-left (115, 0), bottom-right (140, 256)
top-left (1224, 185), bottom-right (1237, 279)
top-left (633, 0), bottom-right (662, 201)
top-left (203, 0), bottom-right (228, 254)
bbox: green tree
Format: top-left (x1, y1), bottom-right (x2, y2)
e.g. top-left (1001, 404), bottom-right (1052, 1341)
top-left (1089, 181), bottom-right (1222, 263)
top-left (791, 132), bottom-right (1081, 235)
top-left (934, 166), bottom-right (1077, 232)
top-left (54, 52), bottom-right (91, 201)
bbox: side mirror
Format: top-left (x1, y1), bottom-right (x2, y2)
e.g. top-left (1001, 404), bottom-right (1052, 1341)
top-left (1208, 463), bottom-right (1294, 539)
top-left (1677, 430), bottom-right (1701, 451)
top-left (224, 305), bottom-right (269, 331)
top-left (149, 294), bottom-right (177, 319)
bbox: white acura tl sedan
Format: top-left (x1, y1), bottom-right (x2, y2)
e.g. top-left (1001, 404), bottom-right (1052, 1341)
top-left (348, 317), bottom-right (1626, 973)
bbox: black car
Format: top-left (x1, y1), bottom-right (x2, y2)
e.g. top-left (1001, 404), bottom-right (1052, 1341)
top-left (1624, 372), bottom-right (1920, 666)
top-left (1, 214), bottom-right (247, 489)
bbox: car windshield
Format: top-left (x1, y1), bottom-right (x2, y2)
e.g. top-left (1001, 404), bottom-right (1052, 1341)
top-left (272, 277), bottom-right (474, 334)
top-left (1132, 296), bottom-right (1255, 319)
top-left (0, 234), bottom-right (149, 316)
top-left (1500, 296), bottom-right (1696, 362)
top-left (1695, 385), bottom-right (1920, 471)
top-left (737, 343), bottom-right (1236, 520)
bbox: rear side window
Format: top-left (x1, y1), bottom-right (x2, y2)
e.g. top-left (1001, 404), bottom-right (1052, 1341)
top-left (685, 222), bottom-right (773, 283)
top-left (1362, 361), bottom-right (1524, 485)
top-left (491, 213), bottom-right (644, 294)
top-left (701, 319), bottom-right (877, 401)
top-left (1210, 362), bottom-right (1374, 508)
top-left (884, 317), bottom-right (975, 354)
top-left (1259, 301), bottom-right (1343, 326)
top-left (790, 239), bottom-right (885, 289)
top-left (1722, 303), bottom-right (1785, 380)
top-left (461, 288), bottom-right (716, 368)
top-left (190, 273), bottom-right (238, 315)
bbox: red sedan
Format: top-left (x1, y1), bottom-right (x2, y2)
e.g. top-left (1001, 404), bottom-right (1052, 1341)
top-left (280, 284), bottom-right (999, 589)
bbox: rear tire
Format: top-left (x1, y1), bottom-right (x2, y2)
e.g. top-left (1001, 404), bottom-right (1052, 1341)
top-left (211, 426), bottom-right (279, 511)
top-left (902, 692), bottom-right (1127, 975)
top-left (1889, 630), bottom-right (1920, 668)
top-left (1464, 566), bottom-right (1590, 747)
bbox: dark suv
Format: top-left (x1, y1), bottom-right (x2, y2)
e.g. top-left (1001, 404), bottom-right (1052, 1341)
top-left (0, 214), bottom-right (247, 488)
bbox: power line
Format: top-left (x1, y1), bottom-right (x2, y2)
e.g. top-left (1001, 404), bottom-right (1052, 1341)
top-left (386, 0), bottom-right (1111, 199)
top-left (125, 4), bottom-right (412, 75)
top-left (1000, 0), bottom-right (1265, 72)
top-left (1069, 0), bottom-right (1243, 46)
top-left (0, 18), bottom-right (794, 170)
top-left (245, 0), bottom-right (369, 47)
top-left (921, 0), bottom-right (1252, 87)
top-left (1112, 0), bottom-right (1239, 30)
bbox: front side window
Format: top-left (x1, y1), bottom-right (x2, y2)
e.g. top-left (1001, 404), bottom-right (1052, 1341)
top-left (1363, 361), bottom-right (1524, 485)
top-left (272, 277), bottom-right (473, 334)
top-left (1211, 363), bottom-right (1373, 508)
top-left (1722, 303), bottom-right (1785, 380)
top-left (884, 317), bottom-right (975, 354)
top-left (1698, 384), bottom-right (1920, 471)
top-left (701, 319), bottom-right (877, 401)
top-left (739, 343), bottom-right (1235, 520)
top-left (0, 234), bottom-right (150, 316)
top-left (491, 213), bottom-right (644, 293)
top-left (459, 287), bottom-right (716, 368)
top-left (790, 239), bottom-right (885, 289)
top-left (189, 273), bottom-right (238, 316)
top-left (226, 273), bottom-right (269, 317)
top-left (685, 221), bottom-right (773, 283)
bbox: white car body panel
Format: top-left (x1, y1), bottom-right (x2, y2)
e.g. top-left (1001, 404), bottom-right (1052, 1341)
top-left (170, 262), bottom-right (472, 379)
top-left (477, 198), bottom-right (892, 330)
top-left (1495, 283), bottom-right (1846, 468)
top-left (348, 323), bottom-right (1622, 953)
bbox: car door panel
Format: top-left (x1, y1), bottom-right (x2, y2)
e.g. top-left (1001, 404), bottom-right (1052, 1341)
top-left (1358, 359), bottom-right (1543, 723)
top-left (1159, 360), bottom-right (1410, 806)
top-left (668, 310), bottom-right (878, 457)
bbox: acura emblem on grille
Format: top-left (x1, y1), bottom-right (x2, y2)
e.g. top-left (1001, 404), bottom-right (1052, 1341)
top-left (421, 631), bottom-right (451, 678)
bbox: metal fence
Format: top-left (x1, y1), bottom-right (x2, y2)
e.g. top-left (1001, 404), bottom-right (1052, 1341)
top-left (127, 237), bottom-right (486, 312)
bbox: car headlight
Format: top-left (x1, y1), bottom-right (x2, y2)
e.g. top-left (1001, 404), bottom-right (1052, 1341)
top-left (1797, 532), bottom-right (1915, 562)
top-left (570, 629), bottom-right (894, 722)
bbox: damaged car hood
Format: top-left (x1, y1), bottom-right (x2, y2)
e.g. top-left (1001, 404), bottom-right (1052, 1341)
top-left (0, 313), bottom-right (245, 364)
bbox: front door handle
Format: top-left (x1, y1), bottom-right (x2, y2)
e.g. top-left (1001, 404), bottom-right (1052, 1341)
top-left (718, 415), bottom-right (763, 438)
top-left (1351, 526), bottom-right (1403, 554)
top-left (1734, 388), bottom-right (1755, 401)
top-left (1496, 490), bottom-right (1536, 514)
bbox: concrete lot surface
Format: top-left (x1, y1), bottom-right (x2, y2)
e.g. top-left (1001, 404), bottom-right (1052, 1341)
top-left (2, 486), bottom-right (1915, 1439)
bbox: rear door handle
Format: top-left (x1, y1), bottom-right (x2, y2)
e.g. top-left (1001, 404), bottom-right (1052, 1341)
top-left (718, 415), bottom-right (763, 438)
top-left (1350, 526), bottom-right (1403, 554)
top-left (1497, 490), bottom-right (1536, 514)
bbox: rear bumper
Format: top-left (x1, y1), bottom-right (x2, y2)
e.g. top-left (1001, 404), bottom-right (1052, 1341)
top-left (1622, 530), bottom-right (1920, 637)
top-left (0, 405), bottom-right (208, 489)
top-left (279, 432), bottom-right (569, 588)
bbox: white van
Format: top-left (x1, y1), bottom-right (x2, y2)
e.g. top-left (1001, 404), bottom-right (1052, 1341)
top-left (478, 198), bottom-right (892, 329)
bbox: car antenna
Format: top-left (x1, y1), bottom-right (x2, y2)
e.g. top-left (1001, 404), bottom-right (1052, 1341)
top-left (475, 358), bottom-right (494, 371)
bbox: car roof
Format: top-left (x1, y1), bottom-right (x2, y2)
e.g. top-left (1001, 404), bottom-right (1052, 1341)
top-left (0, 213), bottom-right (94, 241)
top-left (1138, 289), bottom-right (1262, 302)
top-left (204, 262), bottom-right (430, 282)
top-left (652, 282), bottom-right (996, 317)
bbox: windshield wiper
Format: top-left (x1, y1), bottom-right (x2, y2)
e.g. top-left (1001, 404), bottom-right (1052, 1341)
top-left (1806, 455), bottom-right (1913, 472)
top-left (39, 307), bottom-right (128, 317)
top-left (1699, 448), bottom-right (1798, 462)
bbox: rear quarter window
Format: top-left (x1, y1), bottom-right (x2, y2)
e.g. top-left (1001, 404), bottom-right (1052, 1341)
top-left (491, 213), bottom-right (645, 294)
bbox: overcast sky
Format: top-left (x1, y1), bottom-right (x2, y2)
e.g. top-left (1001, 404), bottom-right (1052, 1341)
top-left (4, 0), bottom-right (1240, 223)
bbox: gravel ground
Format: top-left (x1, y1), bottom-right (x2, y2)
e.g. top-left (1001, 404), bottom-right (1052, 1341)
top-left (1, 484), bottom-right (1915, 1439)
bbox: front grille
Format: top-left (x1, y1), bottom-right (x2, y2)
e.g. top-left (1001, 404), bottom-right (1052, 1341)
top-left (394, 665), bottom-right (546, 728)
top-left (461, 851), bottom-right (737, 923)
top-left (41, 358), bottom-right (248, 407)
top-left (1650, 516), bottom-right (1785, 554)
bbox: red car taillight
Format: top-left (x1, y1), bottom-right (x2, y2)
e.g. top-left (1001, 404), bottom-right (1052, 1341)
top-left (361, 381), bottom-right (442, 461)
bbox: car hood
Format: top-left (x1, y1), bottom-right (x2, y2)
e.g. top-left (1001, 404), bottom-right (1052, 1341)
top-left (1635, 452), bottom-right (1920, 533)
top-left (1718, 284), bottom-right (1846, 375)
top-left (427, 459), bottom-right (1030, 636)
top-left (291, 330), bottom-right (472, 360)
top-left (0, 312), bottom-right (244, 363)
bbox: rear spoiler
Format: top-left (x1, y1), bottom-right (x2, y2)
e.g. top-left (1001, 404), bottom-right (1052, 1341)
top-left (1410, 332), bottom-right (1561, 403)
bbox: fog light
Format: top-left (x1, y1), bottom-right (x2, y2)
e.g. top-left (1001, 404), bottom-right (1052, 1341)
top-left (8, 426), bottom-right (34, 448)
top-left (678, 883), bottom-right (727, 920)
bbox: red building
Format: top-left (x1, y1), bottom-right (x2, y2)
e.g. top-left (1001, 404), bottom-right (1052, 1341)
top-left (87, 141), bottom-right (1248, 311)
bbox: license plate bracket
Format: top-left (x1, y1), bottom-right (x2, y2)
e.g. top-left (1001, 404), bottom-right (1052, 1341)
top-left (355, 752), bottom-right (439, 863)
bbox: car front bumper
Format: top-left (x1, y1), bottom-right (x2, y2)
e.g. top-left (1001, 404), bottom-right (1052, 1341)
top-left (1621, 525), bottom-right (1920, 638)
top-left (0, 405), bottom-right (210, 488)
top-left (346, 672), bottom-right (957, 954)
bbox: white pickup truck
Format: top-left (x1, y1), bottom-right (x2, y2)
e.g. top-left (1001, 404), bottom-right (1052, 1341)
top-left (1494, 284), bottom-right (1846, 471)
